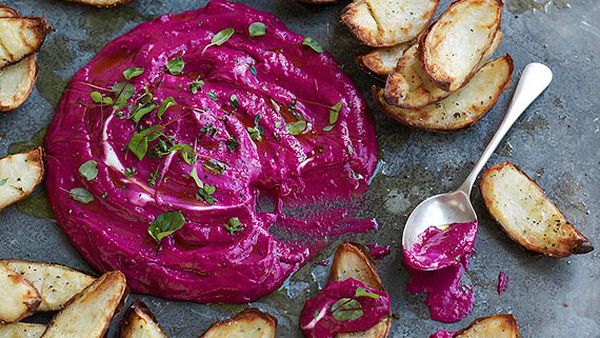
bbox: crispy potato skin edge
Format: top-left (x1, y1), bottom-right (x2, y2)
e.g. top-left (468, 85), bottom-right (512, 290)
top-left (0, 17), bottom-right (52, 69)
top-left (0, 146), bottom-right (45, 212)
top-left (418, 0), bottom-right (503, 92)
top-left (330, 242), bottom-right (391, 338)
top-left (64, 0), bottom-right (134, 8)
top-left (119, 300), bottom-right (167, 337)
top-left (373, 55), bottom-right (514, 132)
top-left (480, 161), bottom-right (594, 257)
top-left (0, 268), bottom-right (42, 323)
top-left (455, 313), bottom-right (520, 337)
top-left (341, 1), bottom-right (440, 47)
top-left (0, 56), bottom-right (39, 112)
top-left (200, 308), bottom-right (277, 337)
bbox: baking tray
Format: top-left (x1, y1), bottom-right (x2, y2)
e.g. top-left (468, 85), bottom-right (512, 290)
top-left (1, 0), bottom-right (598, 336)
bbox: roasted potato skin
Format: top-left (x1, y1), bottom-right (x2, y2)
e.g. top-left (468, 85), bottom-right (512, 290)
top-left (0, 264), bottom-right (42, 323)
top-left (295, 0), bottom-right (340, 3)
top-left (119, 301), bottom-right (167, 338)
top-left (480, 162), bottom-right (594, 257)
top-left (0, 17), bottom-right (52, 69)
top-left (0, 55), bottom-right (38, 112)
top-left (64, 0), bottom-right (134, 8)
top-left (200, 308), bottom-right (277, 338)
top-left (455, 313), bottom-right (520, 338)
top-left (374, 55), bottom-right (513, 132)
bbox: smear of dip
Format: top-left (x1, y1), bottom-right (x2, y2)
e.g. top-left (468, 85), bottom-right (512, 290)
top-left (44, 0), bottom-right (377, 303)
top-left (367, 244), bottom-right (391, 260)
top-left (404, 221), bottom-right (478, 323)
top-left (430, 330), bottom-right (456, 338)
top-left (497, 271), bottom-right (509, 295)
top-left (300, 278), bottom-right (390, 338)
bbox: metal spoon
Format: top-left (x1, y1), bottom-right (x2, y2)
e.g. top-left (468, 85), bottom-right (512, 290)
top-left (401, 63), bottom-right (553, 264)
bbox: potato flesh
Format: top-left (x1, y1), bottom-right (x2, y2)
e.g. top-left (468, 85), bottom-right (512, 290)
top-left (422, 0), bottom-right (501, 92)
top-left (41, 271), bottom-right (127, 338)
top-left (358, 42), bottom-right (411, 76)
top-left (455, 314), bottom-right (519, 338)
top-left (0, 55), bottom-right (36, 111)
top-left (201, 310), bottom-right (276, 338)
top-left (376, 55), bottom-right (512, 131)
top-left (0, 264), bottom-right (40, 323)
top-left (121, 304), bottom-right (167, 338)
top-left (1, 261), bottom-right (95, 312)
top-left (0, 322), bottom-right (46, 338)
top-left (0, 18), bottom-right (48, 68)
top-left (343, 0), bottom-right (438, 46)
top-left (481, 163), bottom-right (592, 257)
top-left (0, 147), bottom-right (44, 210)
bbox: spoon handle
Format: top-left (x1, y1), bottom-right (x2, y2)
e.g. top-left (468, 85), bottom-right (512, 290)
top-left (458, 62), bottom-right (553, 195)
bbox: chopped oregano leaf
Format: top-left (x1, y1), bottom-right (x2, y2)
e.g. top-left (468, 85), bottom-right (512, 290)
top-left (347, 145), bottom-right (354, 154)
top-left (148, 170), bottom-right (161, 186)
top-left (355, 287), bottom-right (380, 299)
top-left (195, 183), bottom-right (217, 205)
top-left (329, 101), bottom-right (342, 124)
top-left (230, 94), bottom-right (239, 109)
top-left (330, 298), bottom-right (363, 321)
top-left (248, 64), bottom-right (257, 76)
top-left (322, 125), bottom-right (334, 132)
top-left (189, 77), bottom-right (205, 94)
top-left (131, 103), bottom-right (158, 123)
top-left (128, 134), bottom-right (148, 161)
top-left (124, 167), bottom-right (136, 178)
top-left (69, 188), bottom-right (94, 204)
top-left (203, 159), bottom-right (226, 175)
top-left (200, 124), bottom-right (218, 137)
top-left (169, 144), bottom-right (196, 165)
top-left (123, 67), bottom-right (144, 80)
top-left (166, 56), bottom-right (185, 75)
top-left (157, 97), bottom-right (177, 119)
top-left (189, 167), bottom-right (203, 188)
top-left (90, 91), bottom-right (103, 103)
top-left (226, 138), bottom-right (239, 152)
top-left (79, 160), bottom-right (98, 181)
top-left (224, 217), bottom-right (244, 234)
top-left (247, 114), bottom-right (263, 142)
top-left (0, 178), bottom-right (7, 186)
top-left (303, 36), bottom-right (325, 53)
top-left (207, 91), bottom-right (218, 101)
top-left (147, 210), bottom-right (185, 243)
top-left (112, 82), bottom-right (136, 110)
top-left (249, 22), bottom-right (266, 37)
top-left (203, 27), bottom-right (234, 53)
top-left (286, 120), bottom-right (307, 136)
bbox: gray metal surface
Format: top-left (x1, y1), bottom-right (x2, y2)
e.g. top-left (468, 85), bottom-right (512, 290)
top-left (0, 0), bottom-right (598, 337)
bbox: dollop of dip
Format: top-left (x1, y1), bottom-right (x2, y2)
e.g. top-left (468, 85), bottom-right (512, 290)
top-left (403, 221), bottom-right (478, 323)
top-left (429, 330), bottom-right (456, 338)
top-left (497, 271), bottom-right (509, 295)
top-left (45, 0), bottom-right (377, 303)
top-left (300, 278), bottom-right (390, 338)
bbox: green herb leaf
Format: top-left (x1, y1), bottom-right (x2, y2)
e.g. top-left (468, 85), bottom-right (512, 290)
top-left (224, 217), bottom-right (244, 235)
top-left (131, 103), bottom-right (158, 123)
top-left (200, 124), bottom-right (218, 137)
top-left (203, 184), bottom-right (216, 195)
top-left (189, 78), bottom-right (205, 94)
top-left (203, 159), bottom-right (226, 175)
top-left (90, 91), bottom-right (103, 104)
top-left (0, 177), bottom-right (7, 186)
top-left (203, 27), bottom-right (235, 53)
top-left (124, 167), bottom-right (136, 178)
top-left (226, 138), bottom-right (239, 152)
top-left (69, 188), bottom-right (94, 204)
top-left (147, 210), bottom-right (185, 243)
top-left (189, 167), bottom-right (203, 189)
top-left (303, 36), bottom-right (325, 53)
top-left (166, 56), bottom-right (185, 75)
top-left (79, 160), bottom-right (98, 181)
top-left (322, 125), bottom-right (334, 132)
top-left (112, 82), bottom-right (136, 110)
top-left (286, 120), bottom-right (307, 136)
top-left (355, 287), bottom-right (380, 299)
top-left (230, 94), bottom-right (239, 109)
top-left (330, 298), bottom-right (363, 321)
top-left (148, 170), bottom-right (161, 186)
top-left (128, 133), bottom-right (148, 161)
top-left (195, 182), bottom-right (217, 205)
top-left (249, 22), bottom-right (266, 37)
top-left (248, 64), bottom-right (257, 76)
top-left (171, 144), bottom-right (196, 165)
top-left (157, 97), bottom-right (177, 119)
top-left (329, 101), bottom-right (342, 124)
top-left (247, 115), bottom-right (263, 141)
top-left (123, 67), bottom-right (144, 80)
top-left (207, 91), bottom-right (218, 101)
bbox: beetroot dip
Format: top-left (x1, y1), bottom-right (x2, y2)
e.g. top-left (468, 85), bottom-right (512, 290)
top-left (300, 278), bottom-right (390, 338)
top-left (403, 222), bottom-right (478, 323)
top-left (497, 271), bottom-right (509, 295)
top-left (44, 0), bottom-right (377, 303)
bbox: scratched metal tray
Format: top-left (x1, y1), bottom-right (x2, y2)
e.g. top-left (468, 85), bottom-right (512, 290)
top-left (1, 0), bottom-right (598, 337)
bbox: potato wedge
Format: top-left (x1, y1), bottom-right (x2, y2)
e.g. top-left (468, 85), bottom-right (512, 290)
top-left (41, 271), bottom-right (127, 338)
top-left (120, 301), bottom-right (167, 338)
top-left (296, 0), bottom-right (340, 3)
top-left (357, 42), bottom-right (412, 77)
top-left (420, 0), bottom-right (502, 92)
top-left (455, 314), bottom-right (520, 338)
top-left (480, 162), bottom-right (593, 257)
top-left (0, 147), bottom-right (44, 211)
top-left (201, 308), bottom-right (277, 338)
top-left (0, 260), bottom-right (96, 312)
top-left (0, 17), bottom-right (50, 69)
top-left (375, 55), bottom-right (513, 132)
top-left (384, 29), bottom-right (501, 109)
top-left (0, 55), bottom-right (38, 112)
top-left (341, 0), bottom-right (439, 47)
top-left (329, 242), bottom-right (391, 338)
top-left (0, 264), bottom-right (41, 323)
top-left (0, 322), bottom-right (46, 338)
top-left (64, 0), bottom-right (134, 7)
top-left (0, 5), bottom-right (18, 18)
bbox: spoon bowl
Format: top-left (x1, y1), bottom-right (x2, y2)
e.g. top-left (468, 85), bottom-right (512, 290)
top-left (401, 63), bottom-right (554, 264)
